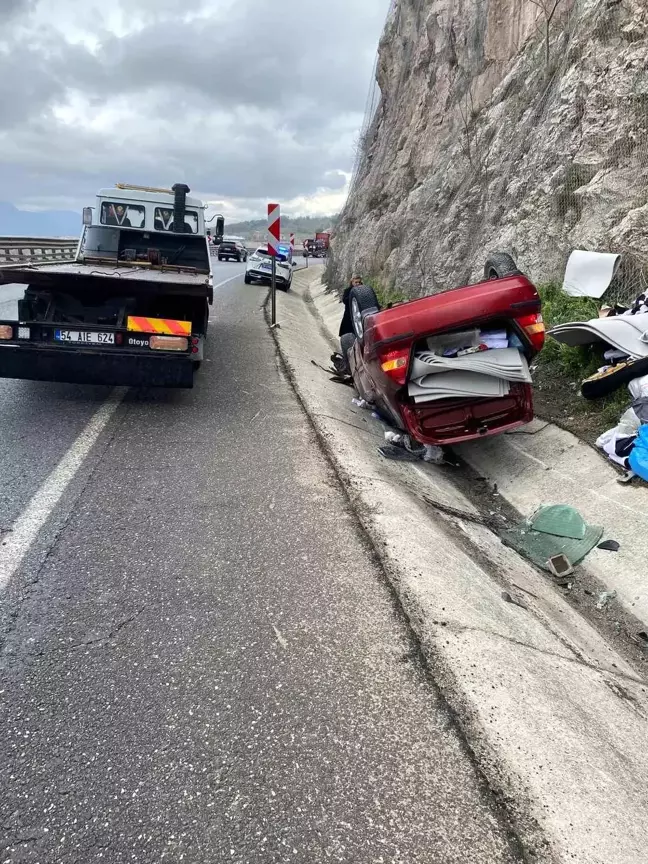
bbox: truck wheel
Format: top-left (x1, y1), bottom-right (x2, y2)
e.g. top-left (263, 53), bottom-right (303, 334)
top-left (484, 252), bottom-right (522, 280)
top-left (349, 285), bottom-right (380, 344)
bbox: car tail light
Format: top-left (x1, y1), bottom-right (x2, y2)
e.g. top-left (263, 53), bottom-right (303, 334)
top-left (379, 347), bottom-right (409, 386)
top-left (0, 325), bottom-right (13, 340)
top-left (149, 335), bottom-right (188, 351)
top-left (517, 313), bottom-right (545, 352)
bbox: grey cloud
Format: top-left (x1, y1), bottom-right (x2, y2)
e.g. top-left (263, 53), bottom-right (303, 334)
top-left (0, 0), bottom-right (389, 213)
top-left (0, 0), bottom-right (34, 22)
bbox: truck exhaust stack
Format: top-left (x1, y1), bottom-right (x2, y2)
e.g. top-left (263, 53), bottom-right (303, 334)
top-left (172, 183), bottom-right (190, 233)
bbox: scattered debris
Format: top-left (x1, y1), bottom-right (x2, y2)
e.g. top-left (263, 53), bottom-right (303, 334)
top-left (547, 554), bottom-right (574, 580)
top-left (532, 505), bottom-right (587, 540)
top-left (596, 590), bottom-right (618, 610)
top-left (423, 444), bottom-right (445, 464)
top-left (597, 539), bottom-right (621, 552)
top-left (422, 495), bottom-right (500, 529)
top-left (352, 397), bottom-right (369, 409)
top-left (500, 505), bottom-right (603, 572)
top-left (633, 631), bottom-right (648, 652)
top-left (511, 583), bottom-right (539, 599)
top-left (378, 444), bottom-right (423, 462)
top-left (562, 250), bottom-right (621, 299)
top-left (501, 591), bottom-right (528, 610)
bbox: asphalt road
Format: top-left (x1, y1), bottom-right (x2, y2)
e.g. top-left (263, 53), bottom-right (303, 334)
top-left (0, 265), bottom-right (520, 863)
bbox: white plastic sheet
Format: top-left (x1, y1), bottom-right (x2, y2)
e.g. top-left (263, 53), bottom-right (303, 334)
top-left (562, 250), bottom-right (621, 299)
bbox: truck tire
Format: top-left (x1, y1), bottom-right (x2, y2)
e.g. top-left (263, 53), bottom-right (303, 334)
top-left (484, 252), bottom-right (522, 281)
top-left (349, 285), bottom-right (380, 344)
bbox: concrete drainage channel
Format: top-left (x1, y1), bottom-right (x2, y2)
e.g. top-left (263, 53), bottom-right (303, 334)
top-left (267, 269), bottom-right (648, 864)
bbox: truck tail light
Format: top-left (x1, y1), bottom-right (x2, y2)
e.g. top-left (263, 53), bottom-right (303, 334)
top-left (149, 335), bottom-right (188, 351)
top-left (517, 313), bottom-right (545, 352)
top-left (0, 325), bottom-right (13, 340)
top-left (379, 347), bottom-right (409, 386)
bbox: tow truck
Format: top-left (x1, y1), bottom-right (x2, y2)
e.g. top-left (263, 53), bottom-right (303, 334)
top-left (0, 183), bottom-right (222, 388)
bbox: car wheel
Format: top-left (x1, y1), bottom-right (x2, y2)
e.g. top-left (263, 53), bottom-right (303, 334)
top-left (484, 252), bottom-right (522, 281)
top-left (244, 272), bottom-right (252, 284)
top-left (349, 285), bottom-right (380, 344)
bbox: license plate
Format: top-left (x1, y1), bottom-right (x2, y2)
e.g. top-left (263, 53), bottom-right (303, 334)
top-left (55, 330), bottom-right (115, 345)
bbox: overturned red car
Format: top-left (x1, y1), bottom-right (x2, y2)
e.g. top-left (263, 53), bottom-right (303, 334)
top-left (344, 254), bottom-right (545, 446)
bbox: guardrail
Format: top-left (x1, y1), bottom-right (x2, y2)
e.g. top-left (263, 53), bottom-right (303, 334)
top-left (0, 237), bottom-right (78, 268)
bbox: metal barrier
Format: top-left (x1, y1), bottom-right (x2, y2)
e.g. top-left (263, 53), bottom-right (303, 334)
top-left (0, 237), bottom-right (78, 268)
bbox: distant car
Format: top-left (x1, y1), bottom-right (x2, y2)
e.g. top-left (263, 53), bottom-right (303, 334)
top-left (244, 247), bottom-right (293, 290)
top-left (218, 240), bottom-right (247, 262)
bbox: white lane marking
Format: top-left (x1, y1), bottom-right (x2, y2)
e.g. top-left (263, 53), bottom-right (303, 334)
top-left (212, 273), bottom-right (245, 291)
top-left (0, 386), bottom-right (127, 593)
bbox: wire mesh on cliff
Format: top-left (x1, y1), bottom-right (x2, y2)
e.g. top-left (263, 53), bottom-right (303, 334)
top-left (345, 0), bottom-right (648, 307)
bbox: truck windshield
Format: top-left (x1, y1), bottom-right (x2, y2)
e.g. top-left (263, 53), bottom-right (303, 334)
top-left (100, 202), bottom-right (145, 229)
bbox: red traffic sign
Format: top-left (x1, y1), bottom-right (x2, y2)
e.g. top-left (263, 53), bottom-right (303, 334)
top-left (267, 203), bottom-right (281, 257)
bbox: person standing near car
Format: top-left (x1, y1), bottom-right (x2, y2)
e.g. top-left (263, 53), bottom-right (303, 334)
top-left (333, 275), bottom-right (364, 375)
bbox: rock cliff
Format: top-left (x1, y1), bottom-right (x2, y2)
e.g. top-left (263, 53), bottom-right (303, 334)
top-left (330, 0), bottom-right (648, 302)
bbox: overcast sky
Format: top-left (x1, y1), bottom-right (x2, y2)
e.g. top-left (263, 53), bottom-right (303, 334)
top-left (0, 0), bottom-right (388, 220)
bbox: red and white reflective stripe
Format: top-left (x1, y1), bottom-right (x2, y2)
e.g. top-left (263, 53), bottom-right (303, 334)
top-left (267, 202), bottom-right (281, 257)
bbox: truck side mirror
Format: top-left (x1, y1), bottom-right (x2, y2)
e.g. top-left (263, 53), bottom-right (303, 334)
top-left (216, 216), bottom-right (224, 239)
top-left (82, 207), bottom-right (93, 227)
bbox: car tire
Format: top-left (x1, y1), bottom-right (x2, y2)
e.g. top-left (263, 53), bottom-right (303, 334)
top-left (349, 285), bottom-right (380, 344)
top-left (484, 252), bottom-right (522, 281)
top-left (244, 272), bottom-right (252, 284)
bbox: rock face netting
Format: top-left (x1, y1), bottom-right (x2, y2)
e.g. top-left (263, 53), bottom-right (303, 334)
top-left (334, 0), bottom-right (648, 306)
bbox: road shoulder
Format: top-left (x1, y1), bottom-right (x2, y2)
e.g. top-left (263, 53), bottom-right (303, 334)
top-left (270, 270), bottom-right (648, 864)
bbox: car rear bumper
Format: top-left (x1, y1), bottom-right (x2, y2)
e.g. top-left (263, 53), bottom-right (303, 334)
top-left (400, 384), bottom-right (534, 446)
top-left (0, 344), bottom-right (195, 388)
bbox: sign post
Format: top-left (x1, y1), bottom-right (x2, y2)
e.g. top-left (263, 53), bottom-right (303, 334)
top-left (267, 202), bottom-right (281, 327)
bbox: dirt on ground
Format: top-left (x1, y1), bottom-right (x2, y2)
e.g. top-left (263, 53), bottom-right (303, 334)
top-left (532, 359), bottom-right (630, 449)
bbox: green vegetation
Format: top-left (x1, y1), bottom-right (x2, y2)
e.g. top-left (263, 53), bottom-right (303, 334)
top-left (538, 282), bottom-right (601, 379)
top-left (536, 282), bottom-right (631, 431)
top-left (363, 274), bottom-right (408, 308)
